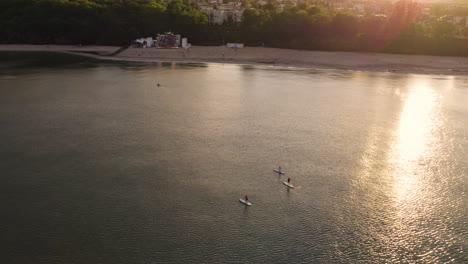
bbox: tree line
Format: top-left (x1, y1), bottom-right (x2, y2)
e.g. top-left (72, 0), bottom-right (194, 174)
top-left (0, 0), bottom-right (208, 45)
top-left (238, 0), bottom-right (468, 56)
top-left (1, 0), bottom-right (467, 56)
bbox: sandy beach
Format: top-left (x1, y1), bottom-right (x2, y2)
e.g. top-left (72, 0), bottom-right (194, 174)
top-left (1, 44), bottom-right (467, 75)
top-left (0, 44), bottom-right (119, 55)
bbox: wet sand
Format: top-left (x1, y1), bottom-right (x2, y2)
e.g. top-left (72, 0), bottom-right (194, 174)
top-left (1, 44), bottom-right (467, 75)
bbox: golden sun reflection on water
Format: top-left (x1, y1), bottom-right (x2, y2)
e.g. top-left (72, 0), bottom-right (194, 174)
top-left (386, 78), bottom-right (449, 261)
top-left (391, 80), bottom-right (438, 201)
top-left (395, 84), bottom-right (436, 162)
top-left (352, 75), bottom-right (457, 262)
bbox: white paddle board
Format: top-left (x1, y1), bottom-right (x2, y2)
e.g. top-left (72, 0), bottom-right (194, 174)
top-left (239, 199), bottom-right (252, 206)
top-left (283, 182), bottom-right (294, 188)
top-left (273, 169), bottom-right (285, 174)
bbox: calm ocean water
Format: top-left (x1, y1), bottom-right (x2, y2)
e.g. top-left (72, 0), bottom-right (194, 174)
top-left (0, 52), bottom-right (467, 263)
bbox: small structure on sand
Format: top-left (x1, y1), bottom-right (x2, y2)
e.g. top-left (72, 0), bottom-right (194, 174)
top-left (132, 33), bottom-right (190, 49)
top-left (227, 43), bottom-right (244, 49)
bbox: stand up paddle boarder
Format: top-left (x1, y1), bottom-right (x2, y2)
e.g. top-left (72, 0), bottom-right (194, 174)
top-left (274, 166), bottom-right (285, 174)
top-left (283, 177), bottom-right (294, 189)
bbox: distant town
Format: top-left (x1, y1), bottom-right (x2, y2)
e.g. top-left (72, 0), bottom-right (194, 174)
top-left (196, 0), bottom-right (468, 26)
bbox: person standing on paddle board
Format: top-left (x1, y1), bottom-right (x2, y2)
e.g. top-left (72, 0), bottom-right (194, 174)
top-left (245, 195), bottom-right (248, 201)
top-left (287, 177), bottom-right (290, 183)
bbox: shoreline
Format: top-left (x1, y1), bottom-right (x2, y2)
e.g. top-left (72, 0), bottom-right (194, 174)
top-left (1, 44), bottom-right (467, 75)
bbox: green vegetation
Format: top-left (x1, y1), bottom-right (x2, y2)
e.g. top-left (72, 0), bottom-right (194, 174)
top-left (0, 0), bottom-right (207, 45)
top-left (238, 0), bottom-right (468, 56)
top-left (1, 0), bottom-right (467, 56)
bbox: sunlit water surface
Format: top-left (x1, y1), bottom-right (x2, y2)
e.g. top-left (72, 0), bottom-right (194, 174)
top-left (0, 53), bottom-right (466, 263)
